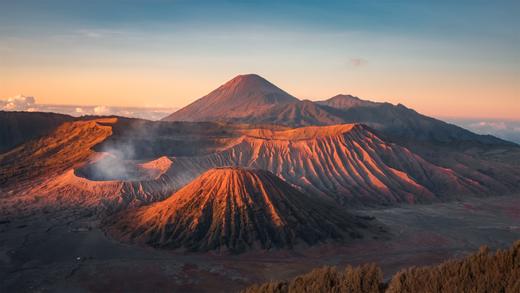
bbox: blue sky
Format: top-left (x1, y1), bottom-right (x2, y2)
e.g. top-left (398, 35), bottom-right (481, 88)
top-left (1, 0), bottom-right (519, 119)
top-left (2, 1), bottom-right (517, 40)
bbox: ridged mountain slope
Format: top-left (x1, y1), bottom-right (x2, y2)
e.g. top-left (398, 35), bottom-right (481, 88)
top-left (106, 167), bottom-right (385, 252)
top-left (164, 124), bottom-right (498, 205)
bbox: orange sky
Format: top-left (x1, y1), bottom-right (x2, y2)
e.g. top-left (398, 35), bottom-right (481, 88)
top-left (1, 68), bottom-right (519, 119)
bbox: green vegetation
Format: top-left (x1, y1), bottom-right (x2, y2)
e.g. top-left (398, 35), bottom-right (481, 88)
top-left (243, 241), bottom-right (520, 293)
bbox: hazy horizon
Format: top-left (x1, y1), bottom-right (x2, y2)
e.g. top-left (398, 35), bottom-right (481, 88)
top-left (2, 91), bottom-right (519, 144)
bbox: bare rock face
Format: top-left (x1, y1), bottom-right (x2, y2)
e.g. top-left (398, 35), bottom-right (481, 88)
top-left (106, 167), bottom-right (383, 253)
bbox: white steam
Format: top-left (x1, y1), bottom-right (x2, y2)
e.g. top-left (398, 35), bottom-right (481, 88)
top-left (83, 143), bottom-right (146, 181)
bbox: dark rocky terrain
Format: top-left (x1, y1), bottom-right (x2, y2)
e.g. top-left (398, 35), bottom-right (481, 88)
top-left (1, 194), bottom-right (519, 292)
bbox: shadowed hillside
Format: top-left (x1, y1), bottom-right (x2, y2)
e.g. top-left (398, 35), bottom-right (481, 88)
top-left (0, 111), bottom-right (73, 153)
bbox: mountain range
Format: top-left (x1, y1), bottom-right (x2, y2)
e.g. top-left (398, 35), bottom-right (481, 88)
top-left (163, 74), bottom-right (513, 147)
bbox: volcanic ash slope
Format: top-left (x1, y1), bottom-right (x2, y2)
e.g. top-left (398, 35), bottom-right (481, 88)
top-left (166, 124), bottom-right (492, 205)
top-left (106, 167), bottom-right (385, 253)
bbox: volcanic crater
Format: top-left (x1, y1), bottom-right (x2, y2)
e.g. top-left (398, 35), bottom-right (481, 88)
top-left (75, 155), bottom-right (172, 182)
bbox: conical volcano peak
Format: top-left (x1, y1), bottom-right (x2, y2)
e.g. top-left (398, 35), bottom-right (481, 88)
top-left (106, 166), bottom-right (384, 252)
top-left (215, 73), bottom-right (294, 98)
top-left (225, 73), bottom-right (272, 88)
top-left (163, 74), bottom-right (298, 121)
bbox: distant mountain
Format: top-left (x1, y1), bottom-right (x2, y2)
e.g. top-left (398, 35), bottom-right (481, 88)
top-left (163, 74), bottom-right (515, 147)
top-left (316, 94), bottom-right (379, 109)
top-left (105, 167), bottom-right (385, 252)
top-left (227, 100), bottom-right (345, 126)
top-left (163, 74), bottom-right (298, 122)
top-left (0, 111), bottom-right (73, 153)
top-left (327, 102), bottom-right (512, 146)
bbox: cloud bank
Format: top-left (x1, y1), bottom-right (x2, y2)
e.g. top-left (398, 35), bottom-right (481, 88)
top-left (448, 118), bottom-right (520, 144)
top-left (0, 95), bottom-right (36, 111)
top-left (0, 95), bottom-right (176, 121)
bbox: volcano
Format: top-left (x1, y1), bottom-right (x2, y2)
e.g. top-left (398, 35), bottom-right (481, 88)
top-left (163, 74), bottom-right (298, 122)
top-left (106, 167), bottom-right (383, 252)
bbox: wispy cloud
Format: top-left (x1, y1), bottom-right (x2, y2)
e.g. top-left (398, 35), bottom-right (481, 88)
top-left (76, 29), bottom-right (125, 39)
top-left (93, 105), bottom-right (111, 115)
top-left (468, 121), bottom-right (508, 131)
top-left (348, 58), bottom-right (368, 68)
